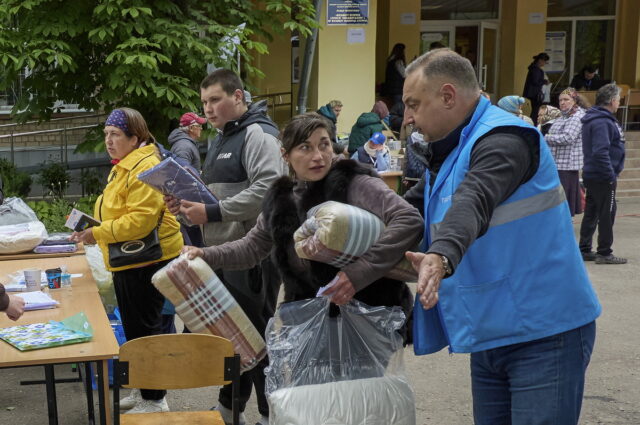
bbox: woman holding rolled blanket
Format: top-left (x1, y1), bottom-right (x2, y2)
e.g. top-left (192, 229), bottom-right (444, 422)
top-left (182, 112), bottom-right (423, 340)
top-left (70, 108), bottom-right (182, 414)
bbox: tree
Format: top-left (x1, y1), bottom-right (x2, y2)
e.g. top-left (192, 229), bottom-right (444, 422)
top-left (0, 0), bottom-right (318, 151)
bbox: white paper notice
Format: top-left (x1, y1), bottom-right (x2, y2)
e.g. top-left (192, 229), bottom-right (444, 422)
top-left (347, 28), bottom-right (365, 44)
top-left (400, 13), bottom-right (416, 25)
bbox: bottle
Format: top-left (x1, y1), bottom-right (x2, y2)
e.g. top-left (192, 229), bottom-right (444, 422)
top-left (60, 265), bottom-right (72, 288)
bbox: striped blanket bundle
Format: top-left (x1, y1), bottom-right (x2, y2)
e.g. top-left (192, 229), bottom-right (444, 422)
top-left (293, 201), bottom-right (418, 282)
top-left (152, 255), bottom-right (266, 372)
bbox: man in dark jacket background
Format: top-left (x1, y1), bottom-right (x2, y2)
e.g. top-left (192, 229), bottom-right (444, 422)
top-left (168, 112), bottom-right (207, 170)
top-left (579, 83), bottom-right (627, 264)
top-left (165, 69), bottom-right (285, 425)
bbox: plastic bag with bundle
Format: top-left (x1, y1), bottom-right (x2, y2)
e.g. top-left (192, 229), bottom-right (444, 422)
top-left (0, 197), bottom-right (47, 254)
top-left (265, 297), bottom-right (416, 425)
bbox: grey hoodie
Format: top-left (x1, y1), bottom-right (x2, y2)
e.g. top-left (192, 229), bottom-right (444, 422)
top-left (168, 127), bottom-right (201, 170)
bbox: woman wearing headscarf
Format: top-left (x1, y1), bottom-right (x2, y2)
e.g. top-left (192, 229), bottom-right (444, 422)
top-left (71, 108), bottom-right (183, 414)
top-left (497, 95), bottom-right (535, 126)
top-left (545, 88), bottom-right (589, 217)
top-left (523, 52), bottom-right (549, 125)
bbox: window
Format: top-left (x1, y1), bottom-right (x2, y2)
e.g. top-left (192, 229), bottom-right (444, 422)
top-left (421, 0), bottom-right (499, 20)
top-left (548, 0), bottom-right (616, 17)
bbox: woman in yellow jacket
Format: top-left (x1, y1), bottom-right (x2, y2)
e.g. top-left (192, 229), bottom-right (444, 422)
top-left (71, 108), bottom-right (182, 414)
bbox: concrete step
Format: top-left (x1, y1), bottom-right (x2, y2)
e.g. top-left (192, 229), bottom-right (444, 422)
top-left (626, 149), bottom-right (640, 159)
top-left (619, 168), bottom-right (640, 179)
top-left (617, 188), bottom-right (640, 198)
top-left (625, 131), bottom-right (640, 141)
top-left (625, 157), bottom-right (640, 167)
top-left (625, 139), bottom-right (640, 149)
top-left (617, 178), bottom-right (640, 190)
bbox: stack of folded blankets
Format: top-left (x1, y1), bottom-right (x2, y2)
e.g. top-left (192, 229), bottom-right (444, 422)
top-left (33, 233), bottom-right (77, 254)
top-left (152, 256), bottom-right (266, 372)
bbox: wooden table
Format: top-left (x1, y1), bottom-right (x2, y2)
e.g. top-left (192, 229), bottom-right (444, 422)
top-left (0, 243), bottom-right (85, 261)
top-left (379, 171), bottom-right (403, 193)
top-left (0, 255), bottom-right (118, 425)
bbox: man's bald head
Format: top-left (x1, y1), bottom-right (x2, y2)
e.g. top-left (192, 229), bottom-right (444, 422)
top-left (406, 48), bottom-right (480, 96)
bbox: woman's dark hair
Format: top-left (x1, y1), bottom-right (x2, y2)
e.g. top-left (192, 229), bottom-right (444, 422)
top-left (533, 52), bottom-right (550, 62)
top-left (281, 113), bottom-right (335, 154)
top-left (582, 65), bottom-right (596, 74)
top-left (387, 43), bottom-right (406, 63)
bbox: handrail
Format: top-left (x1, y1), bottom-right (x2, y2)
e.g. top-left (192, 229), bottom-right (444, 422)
top-left (0, 112), bottom-right (107, 129)
top-left (0, 124), bottom-right (99, 139)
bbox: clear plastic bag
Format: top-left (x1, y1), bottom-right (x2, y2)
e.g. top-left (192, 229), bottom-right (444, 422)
top-left (0, 197), bottom-right (48, 254)
top-left (0, 197), bottom-right (39, 225)
top-left (85, 245), bottom-right (117, 314)
top-left (265, 297), bottom-right (416, 425)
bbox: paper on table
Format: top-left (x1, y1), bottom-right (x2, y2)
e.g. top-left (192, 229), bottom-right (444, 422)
top-left (15, 291), bottom-right (59, 311)
top-left (0, 312), bottom-right (93, 351)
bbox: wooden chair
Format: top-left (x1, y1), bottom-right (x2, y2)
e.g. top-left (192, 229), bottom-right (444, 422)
top-left (579, 90), bottom-right (597, 107)
top-left (616, 84), bottom-right (631, 127)
top-left (113, 334), bottom-right (241, 425)
top-left (624, 89), bottom-right (640, 130)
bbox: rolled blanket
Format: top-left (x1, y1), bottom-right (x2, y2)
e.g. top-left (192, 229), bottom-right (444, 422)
top-left (152, 255), bottom-right (266, 372)
top-left (294, 201), bottom-right (418, 282)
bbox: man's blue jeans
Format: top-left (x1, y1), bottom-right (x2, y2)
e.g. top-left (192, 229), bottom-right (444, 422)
top-left (471, 321), bottom-right (596, 425)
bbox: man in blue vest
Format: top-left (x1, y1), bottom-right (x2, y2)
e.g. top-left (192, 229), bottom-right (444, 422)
top-left (402, 49), bottom-right (601, 424)
top-left (165, 69), bottom-right (285, 425)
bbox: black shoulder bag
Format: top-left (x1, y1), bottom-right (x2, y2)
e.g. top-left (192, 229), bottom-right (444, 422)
top-left (108, 209), bottom-right (165, 268)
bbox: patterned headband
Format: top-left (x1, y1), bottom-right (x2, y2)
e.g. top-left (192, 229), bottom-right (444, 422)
top-left (561, 88), bottom-right (579, 101)
top-left (105, 109), bottom-right (132, 136)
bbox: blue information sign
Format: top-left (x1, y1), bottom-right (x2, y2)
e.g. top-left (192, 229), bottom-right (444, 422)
top-left (327, 0), bottom-right (369, 25)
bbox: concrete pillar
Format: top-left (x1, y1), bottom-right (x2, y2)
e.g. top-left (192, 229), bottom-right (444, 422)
top-left (498, 0), bottom-right (548, 98)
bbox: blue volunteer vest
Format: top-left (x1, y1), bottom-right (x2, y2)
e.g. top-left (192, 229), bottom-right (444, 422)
top-left (414, 96), bottom-right (601, 355)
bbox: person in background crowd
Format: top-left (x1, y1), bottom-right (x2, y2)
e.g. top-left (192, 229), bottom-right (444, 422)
top-left (403, 131), bottom-right (428, 191)
top-left (351, 131), bottom-right (390, 172)
top-left (348, 101), bottom-right (389, 154)
top-left (71, 108), bottom-right (183, 414)
top-left (523, 52), bottom-right (549, 125)
top-left (168, 112), bottom-right (207, 171)
top-left (579, 83), bottom-right (627, 265)
top-left (497, 95), bottom-right (534, 126)
top-left (182, 112), bottom-right (422, 344)
top-left (382, 43), bottom-right (407, 107)
top-left (402, 48), bottom-right (600, 424)
top-left (317, 100), bottom-right (343, 145)
top-left (571, 65), bottom-right (601, 91)
top-left (537, 104), bottom-right (562, 134)
top-left (388, 101), bottom-right (405, 134)
top-left (165, 69), bottom-right (284, 425)
top-left (544, 87), bottom-right (588, 217)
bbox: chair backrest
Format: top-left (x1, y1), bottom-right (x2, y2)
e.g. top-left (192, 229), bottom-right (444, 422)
top-left (579, 91), bottom-right (597, 107)
top-left (628, 90), bottom-right (640, 107)
top-left (118, 334), bottom-right (236, 390)
top-left (617, 84), bottom-right (631, 105)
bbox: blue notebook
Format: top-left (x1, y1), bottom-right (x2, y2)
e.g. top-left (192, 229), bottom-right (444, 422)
top-left (0, 312), bottom-right (93, 351)
top-left (137, 158), bottom-right (218, 204)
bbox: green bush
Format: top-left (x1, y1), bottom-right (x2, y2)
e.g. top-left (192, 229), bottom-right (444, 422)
top-left (37, 162), bottom-right (70, 199)
top-left (0, 158), bottom-right (32, 197)
top-left (27, 198), bottom-right (72, 233)
top-left (79, 169), bottom-right (104, 197)
top-left (73, 195), bottom-right (99, 217)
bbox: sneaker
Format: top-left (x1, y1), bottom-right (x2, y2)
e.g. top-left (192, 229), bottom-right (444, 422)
top-left (581, 251), bottom-right (597, 261)
top-left (119, 388), bottom-right (142, 411)
top-left (211, 405), bottom-right (246, 425)
top-left (125, 397), bottom-right (169, 414)
top-left (255, 415), bottom-right (269, 425)
top-left (595, 254), bottom-right (627, 264)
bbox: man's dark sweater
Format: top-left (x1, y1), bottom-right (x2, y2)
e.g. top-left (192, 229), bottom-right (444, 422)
top-left (404, 115), bottom-right (540, 274)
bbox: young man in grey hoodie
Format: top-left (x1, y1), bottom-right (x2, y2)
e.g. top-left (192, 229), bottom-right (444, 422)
top-left (165, 69), bottom-right (285, 425)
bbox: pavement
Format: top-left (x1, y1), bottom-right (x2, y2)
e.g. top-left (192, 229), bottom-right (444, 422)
top-left (0, 197), bottom-right (638, 425)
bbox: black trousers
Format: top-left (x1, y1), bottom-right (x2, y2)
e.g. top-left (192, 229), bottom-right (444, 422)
top-left (529, 97), bottom-right (542, 126)
top-left (579, 180), bottom-right (617, 256)
top-left (217, 259), bottom-right (281, 417)
top-left (113, 259), bottom-right (173, 401)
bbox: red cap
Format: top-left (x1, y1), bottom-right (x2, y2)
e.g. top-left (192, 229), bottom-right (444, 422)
top-left (179, 112), bottom-right (207, 127)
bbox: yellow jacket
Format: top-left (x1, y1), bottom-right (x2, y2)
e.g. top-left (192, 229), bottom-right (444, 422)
top-left (92, 144), bottom-right (183, 271)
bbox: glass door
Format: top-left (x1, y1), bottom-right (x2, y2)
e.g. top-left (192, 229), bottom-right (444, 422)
top-left (479, 22), bottom-right (498, 94)
top-left (420, 27), bottom-right (454, 54)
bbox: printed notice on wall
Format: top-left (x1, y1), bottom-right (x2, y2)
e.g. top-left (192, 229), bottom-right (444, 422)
top-left (327, 0), bottom-right (369, 25)
top-left (545, 31), bottom-right (566, 73)
top-left (347, 28), bottom-right (365, 44)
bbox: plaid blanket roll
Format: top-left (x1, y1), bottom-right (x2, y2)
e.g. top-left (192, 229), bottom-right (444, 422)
top-left (294, 201), bottom-right (418, 282)
top-left (152, 256), bottom-right (266, 372)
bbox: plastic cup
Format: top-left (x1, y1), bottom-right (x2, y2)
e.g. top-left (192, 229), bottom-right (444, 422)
top-left (24, 269), bottom-right (42, 292)
top-left (45, 268), bottom-right (62, 289)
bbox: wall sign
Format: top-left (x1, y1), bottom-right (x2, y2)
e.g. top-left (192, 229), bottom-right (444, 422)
top-left (545, 31), bottom-right (566, 73)
top-left (327, 0), bottom-right (369, 25)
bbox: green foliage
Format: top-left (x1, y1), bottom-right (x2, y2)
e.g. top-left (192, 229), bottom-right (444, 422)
top-left (37, 162), bottom-right (70, 199)
top-left (0, 158), bottom-right (32, 197)
top-left (26, 198), bottom-right (72, 233)
top-left (79, 169), bottom-right (104, 196)
top-left (73, 195), bottom-right (99, 216)
top-left (0, 0), bottom-right (319, 151)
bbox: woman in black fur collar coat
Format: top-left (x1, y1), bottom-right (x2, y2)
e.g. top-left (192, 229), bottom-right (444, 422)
top-left (183, 113), bottom-right (423, 325)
